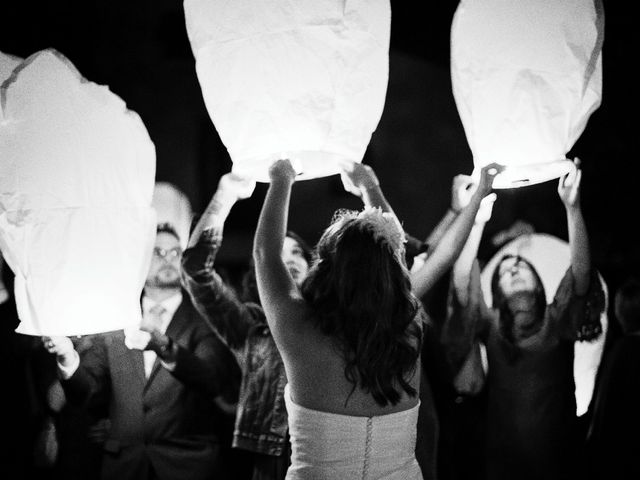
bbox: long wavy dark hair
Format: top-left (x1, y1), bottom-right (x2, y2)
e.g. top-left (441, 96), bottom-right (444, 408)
top-left (300, 211), bottom-right (422, 407)
top-left (490, 254), bottom-right (546, 362)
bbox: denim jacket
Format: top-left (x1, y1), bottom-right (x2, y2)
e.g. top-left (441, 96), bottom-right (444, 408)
top-left (181, 234), bottom-right (289, 456)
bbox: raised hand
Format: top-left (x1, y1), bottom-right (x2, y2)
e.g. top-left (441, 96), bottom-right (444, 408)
top-left (268, 158), bottom-right (297, 184)
top-left (476, 162), bottom-right (504, 198)
top-left (339, 160), bottom-right (379, 197)
top-left (476, 193), bottom-right (497, 224)
top-left (42, 336), bottom-right (76, 366)
top-left (451, 174), bottom-right (475, 213)
top-left (558, 158), bottom-right (582, 209)
top-left (216, 172), bottom-right (256, 202)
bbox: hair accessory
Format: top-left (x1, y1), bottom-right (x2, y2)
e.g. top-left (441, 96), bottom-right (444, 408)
top-left (355, 207), bottom-right (406, 263)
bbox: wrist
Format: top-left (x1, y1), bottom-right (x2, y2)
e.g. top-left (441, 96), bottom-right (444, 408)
top-left (205, 193), bottom-right (234, 216)
top-left (270, 175), bottom-right (295, 187)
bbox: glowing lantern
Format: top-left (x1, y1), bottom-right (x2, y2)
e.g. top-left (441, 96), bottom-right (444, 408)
top-left (0, 51), bottom-right (23, 121)
top-left (451, 0), bottom-right (604, 188)
top-left (151, 182), bottom-right (193, 250)
top-left (0, 49), bottom-right (157, 336)
top-left (183, 0), bottom-right (391, 182)
top-left (480, 233), bottom-right (608, 416)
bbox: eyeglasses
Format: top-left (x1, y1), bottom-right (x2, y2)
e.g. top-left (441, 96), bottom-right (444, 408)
top-left (153, 247), bottom-right (182, 261)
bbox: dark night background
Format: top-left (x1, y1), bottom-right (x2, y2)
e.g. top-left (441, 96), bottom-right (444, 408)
top-left (0, 1), bottom-right (635, 295)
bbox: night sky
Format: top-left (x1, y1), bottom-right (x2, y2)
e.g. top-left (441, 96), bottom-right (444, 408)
top-left (1, 0), bottom-right (635, 295)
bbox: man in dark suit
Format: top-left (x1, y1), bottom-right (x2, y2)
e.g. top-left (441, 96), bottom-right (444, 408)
top-left (43, 223), bottom-right (239, 480)
top-left (584, 276), bottom-right (640, 480)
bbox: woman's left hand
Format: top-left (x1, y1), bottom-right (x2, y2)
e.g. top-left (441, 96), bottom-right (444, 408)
top-left (269, 159), bottom-right (297, 184)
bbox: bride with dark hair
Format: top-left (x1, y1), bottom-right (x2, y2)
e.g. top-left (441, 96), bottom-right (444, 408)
top-left (253, 159), bottom-right (498, 479)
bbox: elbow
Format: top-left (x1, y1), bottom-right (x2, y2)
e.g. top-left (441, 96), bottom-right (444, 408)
top-left (252, 242), bottom-right (266, 267)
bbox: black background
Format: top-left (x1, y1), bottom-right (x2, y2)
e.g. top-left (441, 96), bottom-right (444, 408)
top-left (1, 0), bottom-right (635, 294)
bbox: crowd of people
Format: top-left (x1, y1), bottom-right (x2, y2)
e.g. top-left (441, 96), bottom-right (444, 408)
top-left (2, 158), bottom-right (638, 479)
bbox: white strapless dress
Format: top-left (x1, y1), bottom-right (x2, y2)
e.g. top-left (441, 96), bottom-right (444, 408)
top-left (284, 384), bottom-right (424, 480)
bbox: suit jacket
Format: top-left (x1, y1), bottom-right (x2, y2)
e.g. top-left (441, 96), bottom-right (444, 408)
top-left (585, 334), bottom-right (640, 479)
top-left (62, 291), bottom-right (239, 480)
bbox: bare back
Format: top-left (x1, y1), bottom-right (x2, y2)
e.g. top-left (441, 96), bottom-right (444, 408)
top-left (277, 305), bottom-right (421, 417)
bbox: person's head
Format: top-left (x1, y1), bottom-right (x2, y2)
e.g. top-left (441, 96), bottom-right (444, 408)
top-left (301, 207), bottom-right (421, 407)
top-left (241, 230), bottom-right (312, 303)
top-left (490, 254), bottom-right (546, 350)
top-left (614, 277), bottom-right (640, 334)
top-left (146, 223), bottom-right (183, 290)
top-left (282, 230), bottom-right (312, 287)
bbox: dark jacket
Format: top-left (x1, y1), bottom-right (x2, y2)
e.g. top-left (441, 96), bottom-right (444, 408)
top-left (62, 293), bottom-right (237, 480)
top-left (181, 236), bottom-right (289, 456)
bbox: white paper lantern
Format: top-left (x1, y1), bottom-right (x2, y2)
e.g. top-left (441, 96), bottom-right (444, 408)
top-left (0, 49), bottom-right (157, 336)
top-left (151, 182), bottom-right (193, 250)
top-left (184, 0), bottom-right (391, 182)
top-left (480, 233), bottom-right (608, 416)
top-left (0, 51), bottom-right (24, 121)
top-left (451, 0), bottom-right (604, 188)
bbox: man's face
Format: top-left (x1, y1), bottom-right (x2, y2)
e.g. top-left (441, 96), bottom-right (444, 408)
top-left (146, 232), bottom-right (182, 289)
top-left (282, 236), bottom-right (309, 287)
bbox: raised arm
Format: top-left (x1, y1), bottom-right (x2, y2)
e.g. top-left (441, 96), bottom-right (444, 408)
top-left (253, 159), bottom-right (305, 343)
top-left (411, 164), bottom-right (501, 299)
top-left (423, 173), bottom-right (472, 249)
top-left (187, 172), bottom-right (256, 249)
top-left (181, 173), bottom-right (258, 350)
top-left (339, 161), bottom-right (395, 215)
top-left (558, 158), bottom-right (590, 296)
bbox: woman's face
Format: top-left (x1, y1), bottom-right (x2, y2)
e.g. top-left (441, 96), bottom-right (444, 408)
top-left (496, 256), bottom-right (538, 297)
top-left (282, 236), bottom-right (309, 287)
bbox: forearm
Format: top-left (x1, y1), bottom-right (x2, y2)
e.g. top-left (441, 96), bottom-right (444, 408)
top-left (451, 223), bottom-right (485, 304)
top-left (187, 191), bottom-right (236, 249)
top-left (181, 241), bottom-right (251, 348)
top-left (360, 184), bottom-right (395, 216)
top-left (424, 208), bottom-right (457, 249)
top-left (61, 366), bottom-right (100, 407)
top-left (441, 282), bottom-right (482, 374)
top-left (566, 205), bottom-right (591, 296)
top-left (253, 178), bottom-right (292, 265)
top-left (411, 193), bottom-right (483, 298)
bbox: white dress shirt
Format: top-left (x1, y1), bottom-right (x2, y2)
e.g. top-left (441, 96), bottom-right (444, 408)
top-left (141, 292), bottom-right (182, 377)
top-left (58, 291), bottom-right (183, 379)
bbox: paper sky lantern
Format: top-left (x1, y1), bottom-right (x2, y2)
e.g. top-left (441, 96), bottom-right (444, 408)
top-left (480, 233), bottom-right (608, 416)
top-left (0, 49), bottom-right (157, 336)
top-left (151, 182), bottom-right (193, 250)
top-left (0, 51), bottom-right (23, 121)
top-left (451, 0), bottom-right (604, 188)
top-left (184, 0), bottom-right (391, 182)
